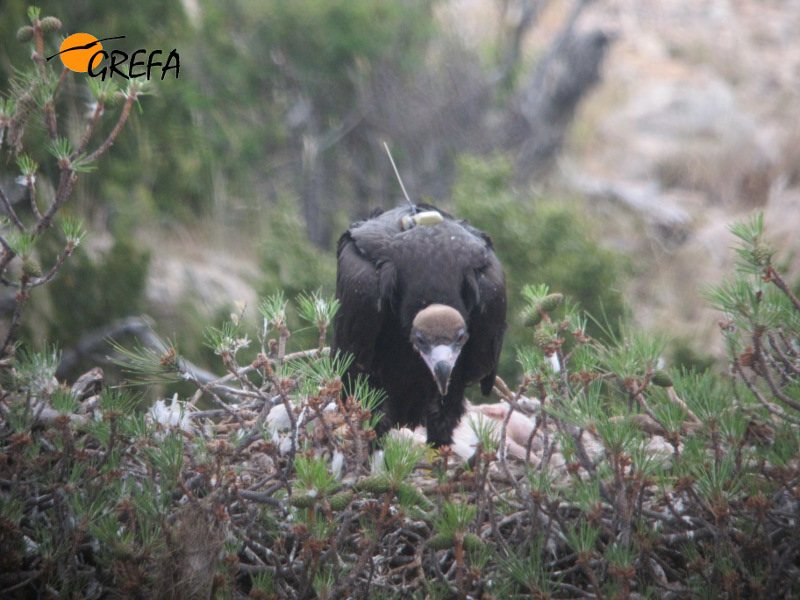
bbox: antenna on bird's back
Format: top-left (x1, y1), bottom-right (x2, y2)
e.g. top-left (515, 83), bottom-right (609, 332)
top-left (383, 142), bottom-right (442, 229)
top-left (383, 141), bottom-right (416, 214)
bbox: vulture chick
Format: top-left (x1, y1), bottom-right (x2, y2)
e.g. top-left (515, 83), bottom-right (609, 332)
top-left (332, 203), bottom-right (506, 447)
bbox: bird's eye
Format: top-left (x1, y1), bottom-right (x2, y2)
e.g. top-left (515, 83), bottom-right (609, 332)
top-left (414, 332), bottom-right (426, 346)
top-left (457, 330), bottom-right (468, 345)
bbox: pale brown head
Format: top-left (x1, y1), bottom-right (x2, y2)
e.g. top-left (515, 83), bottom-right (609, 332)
top-left (410, 304), bottom-right (468, 395)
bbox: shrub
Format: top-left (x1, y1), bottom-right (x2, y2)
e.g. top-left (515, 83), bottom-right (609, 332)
top-left (0, 7), bottom-right (144, 359)
top-left (2, 212), bottom-right (798, 598)
top-left (451, 153), bottom-right (630, 383)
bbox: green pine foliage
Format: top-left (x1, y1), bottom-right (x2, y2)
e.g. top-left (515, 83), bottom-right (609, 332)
top-left (2, 213), bottom-right (800, 598)
top-left (0, 5), bottom-right (147, 361)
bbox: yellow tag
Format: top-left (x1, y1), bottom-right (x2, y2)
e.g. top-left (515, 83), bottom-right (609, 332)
top-left (401, 210), bottom-right (444, 230)
top-left (414, 211), bottom-right (444, 226)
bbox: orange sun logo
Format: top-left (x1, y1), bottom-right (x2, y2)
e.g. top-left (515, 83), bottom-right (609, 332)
top-left (45, 33), bottom-right (179, 81)
top-left (57, 33), bottom-right (106, 73)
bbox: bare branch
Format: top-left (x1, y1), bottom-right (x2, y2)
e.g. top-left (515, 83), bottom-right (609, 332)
top-left (85, 91), bottom-right (137, 163)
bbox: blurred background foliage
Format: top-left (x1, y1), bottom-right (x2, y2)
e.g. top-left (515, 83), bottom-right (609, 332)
top-left (451, 154), bottom-right (629, 380)
top-left (0, 0), bottom-right (631, 387)
top-left (44, 236), bottom-right (151, 344)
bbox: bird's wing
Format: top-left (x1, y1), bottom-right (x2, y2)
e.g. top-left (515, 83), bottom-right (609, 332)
top-left (461, 229), bottom-right (507, 395)
top-left (332, 215), bottom-right (401, 373)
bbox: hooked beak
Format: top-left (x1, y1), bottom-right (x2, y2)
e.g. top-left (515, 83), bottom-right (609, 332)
top-left (421, 344), bottom-right (459, 396)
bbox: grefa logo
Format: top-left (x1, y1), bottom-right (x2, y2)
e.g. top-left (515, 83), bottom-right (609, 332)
top-left (47, 33), bottom-right (179, 81)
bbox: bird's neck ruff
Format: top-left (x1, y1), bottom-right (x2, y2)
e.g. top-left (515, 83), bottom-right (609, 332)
top-left (401, 210), bottom-right (444, 231)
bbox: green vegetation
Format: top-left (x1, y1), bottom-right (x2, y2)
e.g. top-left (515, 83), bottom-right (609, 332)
top-left (45, 235), bottom-right (151, 344)
top-left (2, 213), bottom-right (799, 598)
top-left (0, 7), bottom-right (146, 362)
top-left (2, 6), bottom-right (800, 599)
top-left (452, 154), bottom-right (630, 382)
top-left (1, 2), bottom-right (627, 383)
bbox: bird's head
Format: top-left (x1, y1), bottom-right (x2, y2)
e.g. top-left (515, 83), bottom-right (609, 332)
top-left (410, 304), bottom-right (468, 396)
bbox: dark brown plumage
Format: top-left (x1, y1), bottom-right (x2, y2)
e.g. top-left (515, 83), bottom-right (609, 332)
top-left (331, 203), bottom-right (506, 447)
